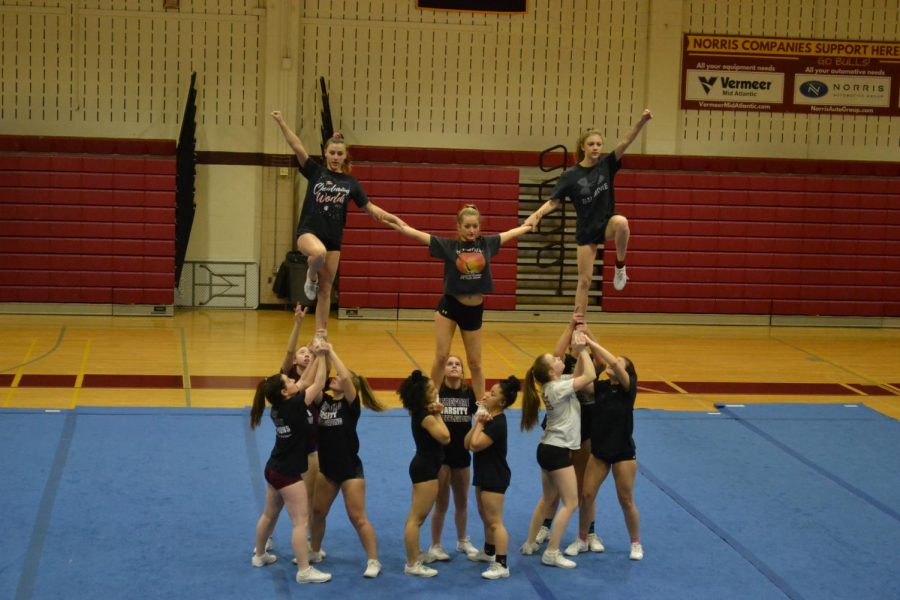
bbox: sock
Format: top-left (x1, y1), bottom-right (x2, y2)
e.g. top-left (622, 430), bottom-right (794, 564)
top-left (542, 518), bottom-right (553, 528)
top-left (631, 537), bottom-right (640, 544)
top-left (496, 554), bottom-right (508, 568)
top-left (588, 521), bottom-right (595, 535)
top-left (616, 259), bottom-right (626, 269)
top-left (485, 543), bottom-right (496, 556)
top-left (578, 533), bottom-right (587, 541)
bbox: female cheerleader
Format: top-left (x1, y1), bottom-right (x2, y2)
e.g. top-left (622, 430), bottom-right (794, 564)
top-left (249, 341), bottom-right (331, 584)
top-left (519, 329), bottom-right (596, 569)
top-left (398, 370), bottom-right (451, 577)
top-left (465, 376), bottom-right (520, 580)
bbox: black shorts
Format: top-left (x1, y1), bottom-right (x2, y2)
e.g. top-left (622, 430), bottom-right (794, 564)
top-left (536, 443), bottom-right (573, 472)
top-left (409, 453), bottom-right (442, 484)
top-left (593, 450), bottom-right (637, 465)
top-left (297, 228), bottom-right (342, 251)
top-left (436, 295), bottom-right (484, 331)
top-left (442, 444), bottom-right (472, 469)
top-left (321, 455), bottom-right (365, 484)
top-left (475, 482), bottom-right (508, 495)
top-left (264, 467), bottom-right (303, 490)
top-left (575, 213), bottom-right (616, 246)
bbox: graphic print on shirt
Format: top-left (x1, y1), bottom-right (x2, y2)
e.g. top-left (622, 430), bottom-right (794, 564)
top-left (576, 171), bottom-right (609, 204)
top-left (272, 410), bottom-right (292, 438)
top-left (318, 398), bottom-right (344, 428)
top-left (441, 393), bottom-right (474, 423)
top-left (313, 177), bottom-right (352, 223)
top-left (454, 245), bottom-right (487, 280)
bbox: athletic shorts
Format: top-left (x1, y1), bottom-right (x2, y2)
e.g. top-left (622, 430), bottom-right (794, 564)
top-left (474, 482), bottom-right (509, 495)
top-left (297, 228), bottom-right (342, 251)
top-left (442, 444), bottom-right (472, 469)
top-left (575, 213), bottom-right (617, 246)
top-left (536, 443), bottom-right (573, 472)
top-left (436, 295), bottom-right (484, 331)
top-left (593, 451), bottom-right (637, 465)
top-left (409, 453), bottom-right (442, 484)
top-left (321, 455), bottom-right (365, 484)
top-left (264, 467), bottom-right (303, 490)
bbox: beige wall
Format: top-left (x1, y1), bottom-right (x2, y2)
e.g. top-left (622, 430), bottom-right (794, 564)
top-left (3, 0), bottom-right (898, 303)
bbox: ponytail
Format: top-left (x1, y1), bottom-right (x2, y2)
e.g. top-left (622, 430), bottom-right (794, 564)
top-left (352, 372), bottom-right (386, 412)
top-left (520, 354), bottom-right (552, 431)
top-left (250, 374), bottom-right (285, 429)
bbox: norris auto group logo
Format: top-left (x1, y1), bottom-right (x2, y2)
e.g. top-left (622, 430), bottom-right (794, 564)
top-left (799, 81), bottom-right (828, 98)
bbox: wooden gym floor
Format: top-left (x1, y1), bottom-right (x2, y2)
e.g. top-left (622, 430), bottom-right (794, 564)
top-left (2, 309), bottom-right (899, 420)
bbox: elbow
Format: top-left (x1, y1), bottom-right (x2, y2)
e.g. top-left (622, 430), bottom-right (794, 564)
top-left (438, 432), bottom-right (451, 445)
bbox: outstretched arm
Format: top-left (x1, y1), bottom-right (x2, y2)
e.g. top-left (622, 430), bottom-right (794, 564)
top-left (303, 343), bottom-right (330, 405)
top-left (613, 109), bottom-right (652, 160)
top-left (553, 314), bottom-right (579, 359)
top-left (524, 198), bottom-right (561, 229)
top-left (498, 222), bottom-right (534, 244)
top-left (570, 336), bottom-right (597, 393)
top-left (280, 304), bottom-right (308, 374)
top-left (584, 336), bottom-right (630, 390)
top-left (386, 219), bottom-right (431, 245)
top-left (271, 110), bottom-right (310, 167)
top-left (363, 201), bottom-right (406, 228)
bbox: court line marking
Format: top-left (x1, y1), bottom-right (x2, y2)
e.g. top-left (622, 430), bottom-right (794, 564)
top-left (719, 406), bottom-right (900, 523)
top-left (15, 411), bottom-right (77, 600)
top-left (771, 337), bottom-right (883, 387)
top-left (666, 380), bottom-right (689, 394)
top-left (386, 331), bottom-right (421, 370)
top-left (243, 411), bottom-right (291, 599)
top-left (1, 327), bottom-right (66, 373)
top-left (486, 336), bottom-right (519, 373)
top-left (497, 332), bottom-right (534, 359)
top-left (639, 463), bottom-right (804, 600)
top-left (514, 555), bottom-right (558, 600)
top-left (839, 383), bottom-right (866, 396)
top-left (180, 328), bottom-right (191, 407)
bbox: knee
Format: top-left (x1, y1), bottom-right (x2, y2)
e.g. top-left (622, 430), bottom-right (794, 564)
top-left (350, 513), bottom-right (369, 531)
top-left (618, 494), bottom-right (635, 511)
top-left (613, 216), bottom-right (630, 235)
top-left (312, 504), bottom-right (329, 521)
top-left (467, 357), bottom-right (482, 373)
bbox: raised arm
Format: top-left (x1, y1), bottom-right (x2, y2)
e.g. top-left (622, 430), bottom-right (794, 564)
top-left (570, 336), bottom-right (597, 393)
top-left (498, 222), bottom-right (534, 244)
top-left (280, 304), bottom-right (308, 374)
top-left (553, 314), bottom-right (580, 359)
top-left (363, 201), bottom-right (405, 227)
top-left (613, 109), bottom-right (652, 160)
top-left (302, 343), bottom-right (330, 405)
top-left (386, 219), bottom-right (431, 245)
top-left (465, 412), bottom-right (494, 452)
top-left (327, 346), bottom-right (357, 404)
top-left (271, 110), bottom-right (310, 166)
top-left (524, 198), bottom-right (561, 229)
top-left (584, 336), bottom-right (630, 391)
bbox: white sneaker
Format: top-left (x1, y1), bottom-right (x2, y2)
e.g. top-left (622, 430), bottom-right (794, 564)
top-left (251, 552), bottom-right (277, 567)
top-left (481, 561), bottom-right (510, 580)
top-left (564, 538), bottom-right (588, 556)
top-left (613, 266), bottom-right (628, 291)
top-left (468, 550), bottom-right (495, 563)
top-left (308, 550), bottom-right (325, 563)
top-left (535, 525), bottom-right (551, 544)
top-left (363, 559), bottom-right (382, 578)
top-left (541, 549), bottom-right (576, 569)
top-left (630, 542), bottom-right (644, 561)
top-left (304, 273), bottom-right (319, 300)
top-left (265, 536), bottom-right (273, 552)
top-left (520, 541), bottom-right (540, 555)
top-left (424, 544), bottom-right (451, 563)
top-left (296, 565), bottom-right (331, 584)
top-left (404, 561), bottom-right (438, 578)
top-left (587, 533), bottom-right (605, 553)
top-left (456, 537), bottom-right (479, 558)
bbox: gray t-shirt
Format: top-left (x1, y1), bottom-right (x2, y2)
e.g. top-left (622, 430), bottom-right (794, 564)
top-left (429, 235), bottom-right (501, 296)
top-left (539, 375), bottom-right (582, 450)
top-left (551, 153), bottom-right (621, 245)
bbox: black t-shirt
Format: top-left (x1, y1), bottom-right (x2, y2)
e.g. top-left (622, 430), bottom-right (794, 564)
top-left (551, 153), bottom-right (622, 244)
top-left (473, 413), bottom-right (510, 489)
top-left (266, 393), bottom-right (309, 476)
top-left (316, 392), bottom-right (361, 475)
top-left (439, 383), bottom-right (477, 453)
top-left (429, 235), bottom-right (501, 296)
top-left (411, 409), bottom-right (444, 466)
top-left (591, 375), bottom-right (638, 458)
top-left (296, 160), bottom-right (369, 244)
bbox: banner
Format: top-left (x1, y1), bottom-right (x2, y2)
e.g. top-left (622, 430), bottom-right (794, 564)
top-left (681, 34), bottom-right (900, 116)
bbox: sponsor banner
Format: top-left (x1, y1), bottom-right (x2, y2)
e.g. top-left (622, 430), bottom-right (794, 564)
top-left (682, 34), bottom-right (900, 116)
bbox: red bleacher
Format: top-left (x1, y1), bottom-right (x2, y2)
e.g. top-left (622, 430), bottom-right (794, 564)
top-left (0, 136), bottom-right (176, 305)
top-left (339, 163), bottom-right (522, 310)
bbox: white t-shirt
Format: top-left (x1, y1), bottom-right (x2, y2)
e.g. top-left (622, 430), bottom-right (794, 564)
top-left (539, 375), bottom-right (582, 450)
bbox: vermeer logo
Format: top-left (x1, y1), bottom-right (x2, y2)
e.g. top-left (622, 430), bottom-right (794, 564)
top-left (799, 81), bottom-right (828, 98)
top-left (699, 76), bottom-right (717, 94)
